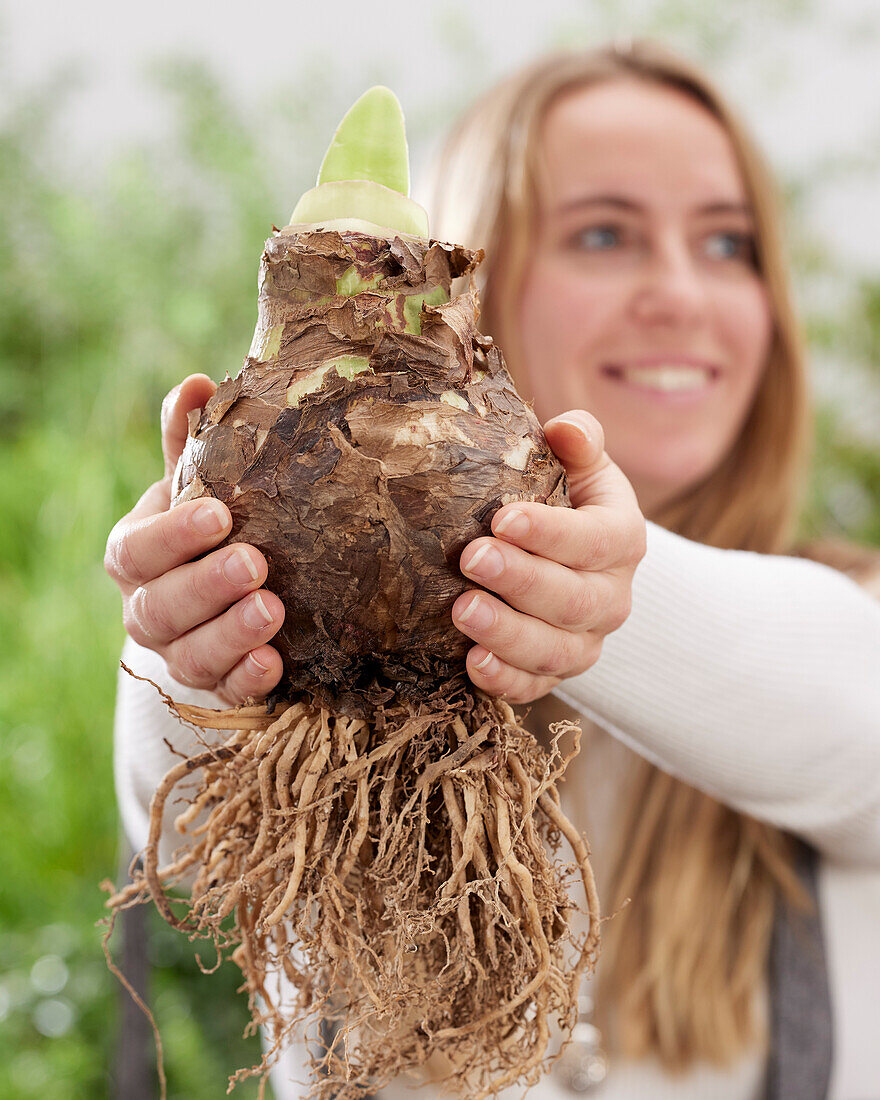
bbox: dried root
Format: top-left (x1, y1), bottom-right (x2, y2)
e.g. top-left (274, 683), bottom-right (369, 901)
top-left (105, 668), bottom-right (599, 1100)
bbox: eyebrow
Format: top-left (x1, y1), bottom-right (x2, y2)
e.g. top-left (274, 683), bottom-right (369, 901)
top-left (555, 195), bottom-right (754, 217)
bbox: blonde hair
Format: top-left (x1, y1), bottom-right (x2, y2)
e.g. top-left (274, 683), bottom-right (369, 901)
top-left (425, 41), bottom-right (814, 1069)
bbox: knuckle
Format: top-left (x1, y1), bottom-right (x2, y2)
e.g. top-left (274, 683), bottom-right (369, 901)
top-left (536, 632), bottom-right (575, 677)
top-left (505, 669), bottom-right (551, 705)
top-left (103, 545), bottom-right (119, 583)
top-left (560, 580), bottom-right (597, 629)
top-left (169, 639), bottom-right (215, 689)
top-left (505, 554), bottom-right (540, 602)
top-left (186, 557), bottom-right (221, 608)
top-left (580, 635), bottom-right (604, 671)
top-left (508, 675), bottom-right (558, 706)
top-left (605, 590), bottom-right (632, 633)
top-left (585, 522), bottom-right (612, 565)
top-left (107, 531), bottom-right (143, 587)
top-left (103, 526), bottom-right (123, 580)
top-left (164, 660), bottom-right (195, 689)
top-left (494, 605), bottom-right (525, 651)
top-left (543, 515), bottom-right (569, 560)
top-left (121, 603), bottom-right (148, 647)
top-left (128, 585), bottom-right (176, 644)
top-left (155, 512), bottom-right (182, 561)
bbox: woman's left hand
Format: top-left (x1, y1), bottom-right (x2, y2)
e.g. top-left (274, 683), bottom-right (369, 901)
top-left (453, 410), bottom-right (646, 703)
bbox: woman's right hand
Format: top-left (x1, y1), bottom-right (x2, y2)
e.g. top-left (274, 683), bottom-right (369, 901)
top-left (104, 373), bottom-right (286, 705)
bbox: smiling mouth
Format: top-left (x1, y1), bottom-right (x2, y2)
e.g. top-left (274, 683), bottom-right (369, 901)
top-left (602, 363), bottom-right (720, 393)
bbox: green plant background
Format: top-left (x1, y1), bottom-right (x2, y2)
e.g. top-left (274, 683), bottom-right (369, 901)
top-left (0, 6), bottom-right (877, 1099)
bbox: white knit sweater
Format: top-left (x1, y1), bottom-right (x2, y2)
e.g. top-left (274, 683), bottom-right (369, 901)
top-left (113, 522), bottom-right (880, 1100)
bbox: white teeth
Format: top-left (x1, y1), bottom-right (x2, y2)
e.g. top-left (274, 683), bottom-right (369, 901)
top-left (619, 365), bottom-right (712, 392)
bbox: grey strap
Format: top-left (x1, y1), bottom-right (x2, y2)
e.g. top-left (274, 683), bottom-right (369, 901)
top-left (318, 1015), bottom-right (375, 1099)
top-left (764, 840), bottom-right (833, 1100)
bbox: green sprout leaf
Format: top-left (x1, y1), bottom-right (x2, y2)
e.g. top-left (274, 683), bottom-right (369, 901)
top-left (317, 85), bottom-right (410, 196)
top-left (290, 180), bottom-right (428, 238)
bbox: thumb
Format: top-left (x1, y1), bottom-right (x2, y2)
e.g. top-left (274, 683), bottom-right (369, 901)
top-left (161, 373), bottom-right (217, 481)
top-left (542, 410), bottom-right (636, 511)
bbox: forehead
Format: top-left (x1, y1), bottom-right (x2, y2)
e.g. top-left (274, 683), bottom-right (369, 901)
top-left (535, 79), bottom-right (748, 210)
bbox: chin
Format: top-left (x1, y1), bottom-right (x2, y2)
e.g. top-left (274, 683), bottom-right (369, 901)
top-left (622, 453), bottom-right (724, 514)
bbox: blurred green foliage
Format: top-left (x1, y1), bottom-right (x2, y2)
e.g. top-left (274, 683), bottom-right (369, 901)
top-left (0, 60), bottom-right (292, 1100)
top-left (0, 18), bottom-right (877, 1100)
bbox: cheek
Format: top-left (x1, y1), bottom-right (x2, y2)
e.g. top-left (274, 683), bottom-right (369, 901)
top-left (517, 260), bottom-right (618, 399)
top-left (519, 261), bottom-right (576, 355)
top-left (715, 279), bottom-right (773, 401)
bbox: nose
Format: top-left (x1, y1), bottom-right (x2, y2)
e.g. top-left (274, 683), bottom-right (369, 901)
top-left (629, 235), bottom-right (709, 328)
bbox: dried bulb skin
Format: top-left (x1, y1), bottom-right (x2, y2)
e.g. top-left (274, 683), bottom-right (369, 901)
top-left (174, 228), bottom-right (567, 707)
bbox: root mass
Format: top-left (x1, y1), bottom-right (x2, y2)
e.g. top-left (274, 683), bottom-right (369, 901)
top-left (106, 669), bottom-right (599, 1099)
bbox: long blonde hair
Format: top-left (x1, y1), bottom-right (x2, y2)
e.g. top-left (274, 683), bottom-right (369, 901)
top-left (425, 41), bottom-right (814, 1068)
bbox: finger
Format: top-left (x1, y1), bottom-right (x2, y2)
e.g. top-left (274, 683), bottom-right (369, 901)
top-left (126, 479), bottom-right (173, 524)
top-left (542, 410), bottom-right (639, 512)
top-left (163, 590), bottom-right (285, 692)
top-left (125, 543), bottom-right (268, 647)
top-left (489, 500), bottom-right (645, 573)
top-left (215, 644), bottom-right (284, 706)
top-left (105, 496), bottom-right (232, 591)
top-left (161, 374), bottom-right (217, 482)
top-left (459, 536), bottom-right (628, 631)
top-left (452, 589), bottom-right (601, 679)
top-left (465, 646), bottom-right (560, 706)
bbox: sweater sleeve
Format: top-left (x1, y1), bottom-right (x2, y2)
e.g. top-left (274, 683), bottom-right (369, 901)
top-left (553, 522), bottom-right (880, 867)
top-left (113, 638), bottom-right (323, 1094)
top-left (113, 634), bottom-right (232, 866)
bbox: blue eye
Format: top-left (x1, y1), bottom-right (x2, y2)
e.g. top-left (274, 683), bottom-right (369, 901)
top-left (575, 225), bottom-right (621, 250)
top-left (704, 231), bottom-right (756, 263)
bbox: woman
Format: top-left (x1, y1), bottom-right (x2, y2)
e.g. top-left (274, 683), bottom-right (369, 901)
top-left (107, 42), bottom-right (880, 1099)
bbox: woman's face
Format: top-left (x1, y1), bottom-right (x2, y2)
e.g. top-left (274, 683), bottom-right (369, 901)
top-left (515, 79), bottom-right (773, 515)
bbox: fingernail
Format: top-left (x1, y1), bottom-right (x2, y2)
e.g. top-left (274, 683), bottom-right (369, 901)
top-left (223, 548), bottom-right (260, 585)
top-left (455, 593), bottom-right (494, 631)
top-left (192, 500), bottom-right (226, 536)
top-left (494, 508), bottom-right (530, 539)
top-left (550, 414), bottom-right (591, 444)
top-left (472, 649), bottom-right (496, 673)
top-left (243, 593), bottom-right (275, 629)
top-left (246, 651), bottom-right (270, 676)
top-left (462, 542), bottom-right (504, 580)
